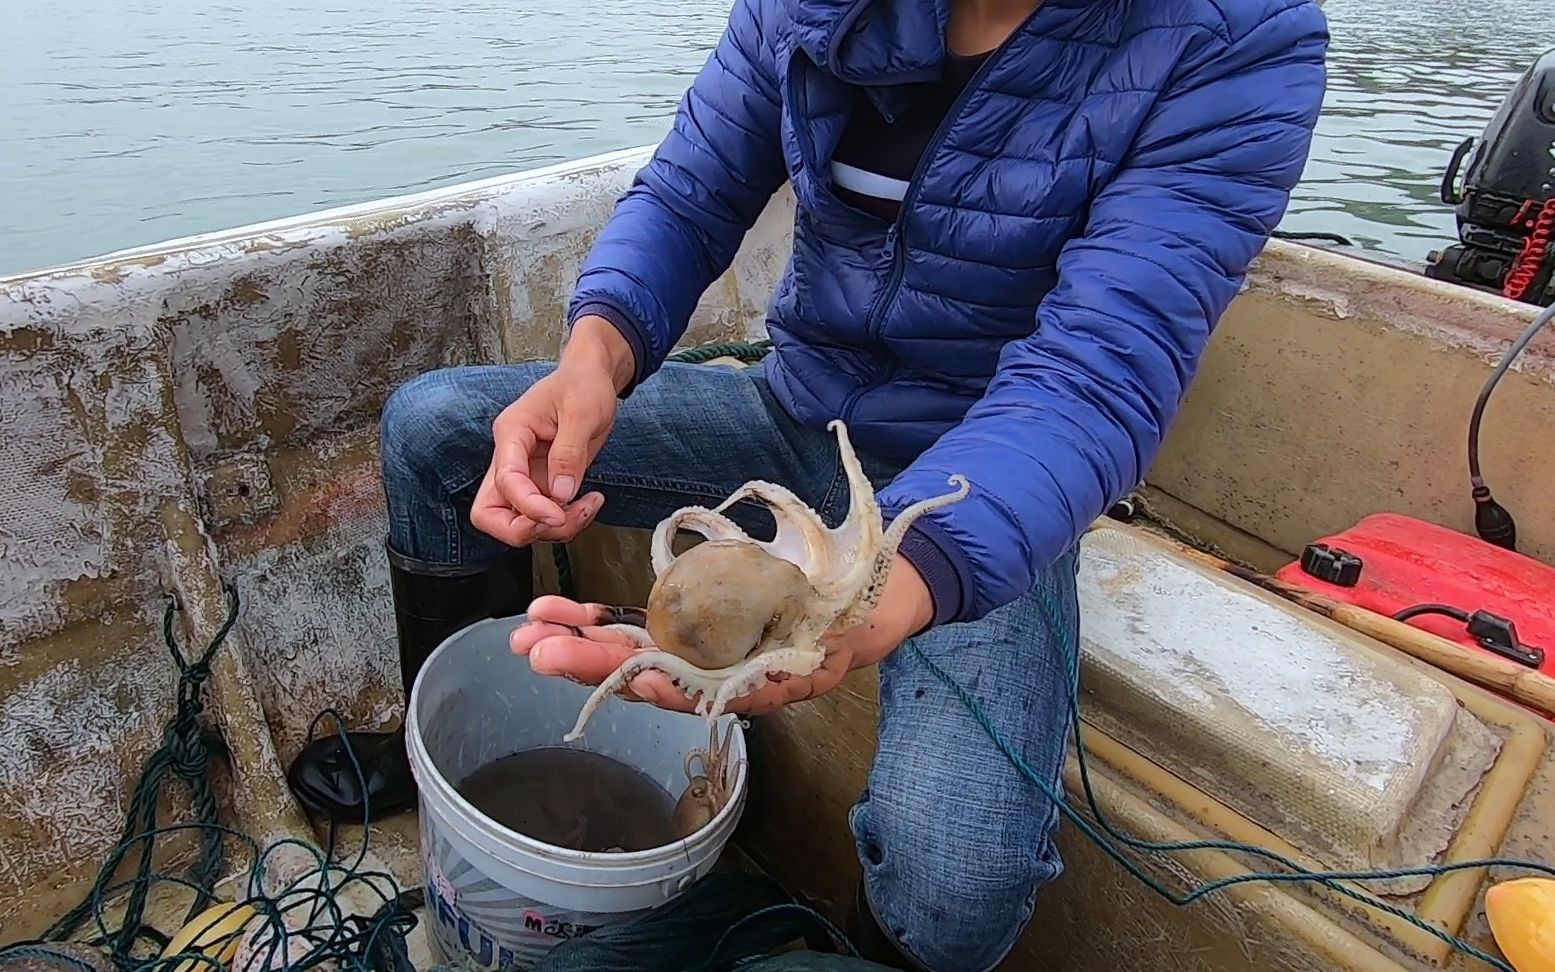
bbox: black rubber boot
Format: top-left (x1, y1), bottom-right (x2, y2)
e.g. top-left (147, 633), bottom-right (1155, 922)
top-left (845, 880), bottom-right (917, 971)
top-left (286, 541), bottom-right (534, 823)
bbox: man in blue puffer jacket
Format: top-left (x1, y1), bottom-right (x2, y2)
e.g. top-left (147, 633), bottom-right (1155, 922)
top-left (286, 0), bottom-right (1326, 967)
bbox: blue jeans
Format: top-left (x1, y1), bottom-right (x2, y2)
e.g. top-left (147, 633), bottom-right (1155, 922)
top-left (380, 362), bottom-right (1076, 972)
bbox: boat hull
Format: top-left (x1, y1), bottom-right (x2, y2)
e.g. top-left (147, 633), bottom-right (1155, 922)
top-left (3, 146), bottom-right (1553, 971)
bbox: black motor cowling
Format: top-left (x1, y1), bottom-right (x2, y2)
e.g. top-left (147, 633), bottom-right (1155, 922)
top-left (1424, 48), bottom-right (1555, 307)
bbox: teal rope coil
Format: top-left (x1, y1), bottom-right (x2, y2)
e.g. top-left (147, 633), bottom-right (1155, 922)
top-left (667, 340), bottom-right (774, 366)
top-left (709, 903), bottom-right (860, 964)
top-left (0, 945), bottom-right (101, 972)
top-left (41, 588), bottom-right (240, 957)
top-left (0, 587), bottom-right (421, 972)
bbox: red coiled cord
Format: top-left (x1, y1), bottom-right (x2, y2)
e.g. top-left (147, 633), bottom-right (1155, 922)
top-left (1503, 197), bottom-right (1555, 301)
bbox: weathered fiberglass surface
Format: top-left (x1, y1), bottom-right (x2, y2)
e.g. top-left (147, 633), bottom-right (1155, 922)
top-left (0, 147), bottom-right (790, 935)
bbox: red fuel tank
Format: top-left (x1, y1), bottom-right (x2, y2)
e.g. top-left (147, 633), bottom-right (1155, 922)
top-left (1273, 513), bottom-right (1555, 676)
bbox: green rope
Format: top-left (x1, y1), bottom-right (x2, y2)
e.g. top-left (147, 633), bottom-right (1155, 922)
top-left (41, 588), bottom-right (239, 959)
top-left (0, 945), bottom-right (101, 972)
top-left (1, 587), bottom-right (422, 972)
top-left (913, 557), bottom-right (1545, 971)
top-left (667, 339), bottom-right (773, 365)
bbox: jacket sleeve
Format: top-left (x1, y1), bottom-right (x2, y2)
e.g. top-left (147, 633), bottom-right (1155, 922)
top-left (566, 0), bottom-right (788, 392)
top-left (877, 1), bottom-right (1329, 625)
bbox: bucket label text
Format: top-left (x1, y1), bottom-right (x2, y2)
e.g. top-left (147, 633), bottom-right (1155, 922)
top-left (421, 839), bottom-right (632, 971)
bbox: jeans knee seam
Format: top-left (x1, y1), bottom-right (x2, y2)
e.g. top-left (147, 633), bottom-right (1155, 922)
top-left (439, 501), bottom-right (462, 565)
top-left (859, 874), bottom-right (936, 972)
top-left (437, 466), bottom-right (769, 509)
top-left (865, 871), bottom-right (1040, 972)
top-left (438, 466), bottom-right (487, 501)
top-left (434, 468), bottom-right (732, 509)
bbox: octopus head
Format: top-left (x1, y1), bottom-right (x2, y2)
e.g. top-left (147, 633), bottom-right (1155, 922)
top-left (645, 539), bottom-right (815, 670)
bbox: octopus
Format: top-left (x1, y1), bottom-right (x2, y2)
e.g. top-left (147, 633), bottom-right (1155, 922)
top-left (669, 720), bottom-right (741, 839)
top-left (561, 418), bottom-right (971, 744)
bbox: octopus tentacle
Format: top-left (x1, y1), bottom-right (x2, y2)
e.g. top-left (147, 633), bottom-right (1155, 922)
top-left (656, 481), bottom-right (835, 581)
top-left (562, 648), bottom-right (734, 742)
top-left (700, 720), bottom-right (740, 808)
top-left (710, 480), bottom-right (832, 576)
top-left (650, 506), bottom-right (749, 576)
top-left (809, 420), bottom-right (888, 609)
top-left (710, 479), bottom-right (812, 517)
top-left (704, 646), bottom-right (828, 722)
top-left (825, 419), bottom-right (881, 550)
top-left (882, 475), bottom-right (971, 550)
top-left (835, 474), bottom-right (972, 629)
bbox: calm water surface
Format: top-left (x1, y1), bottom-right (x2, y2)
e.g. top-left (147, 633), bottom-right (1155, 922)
top-left (1279, 0), bottom-right (1548, 255)
top-left (0, 0), bottom-right (1546, 276)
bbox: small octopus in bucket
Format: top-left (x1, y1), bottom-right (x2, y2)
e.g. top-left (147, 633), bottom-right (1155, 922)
top-left (561, 419), bottom-right (971, 741)
top-left (671, 719), bottom-right (742, 839)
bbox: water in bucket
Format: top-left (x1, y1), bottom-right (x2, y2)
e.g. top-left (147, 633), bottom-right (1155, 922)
top-left (455, 746), bottom-right (680, 853)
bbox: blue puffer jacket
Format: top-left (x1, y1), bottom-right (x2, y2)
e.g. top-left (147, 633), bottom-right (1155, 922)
top-left (569, 0), bottom-right (1328, 626)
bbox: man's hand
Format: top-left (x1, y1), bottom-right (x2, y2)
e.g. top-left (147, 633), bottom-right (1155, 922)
top-left (510, 555), bottom-right (936, 715)
top-left (471, 316), bottom-right (635, 546)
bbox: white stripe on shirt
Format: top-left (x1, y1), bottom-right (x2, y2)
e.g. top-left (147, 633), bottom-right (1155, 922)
top-left (831, 160), bottom-right (910, 201)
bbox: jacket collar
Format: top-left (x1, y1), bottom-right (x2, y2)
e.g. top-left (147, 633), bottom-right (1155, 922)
top-left (789, 0), bottom-right (951, 86)
top-left (789, 0), bottom-right (1108, 85)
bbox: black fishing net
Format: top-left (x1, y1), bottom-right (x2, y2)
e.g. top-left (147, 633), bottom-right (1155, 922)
top-left (530, 872), bottom-right (892, 972)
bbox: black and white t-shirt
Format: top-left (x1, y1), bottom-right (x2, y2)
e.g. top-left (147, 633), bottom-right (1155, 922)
top-left (830, 50), bottom-right (992, 221)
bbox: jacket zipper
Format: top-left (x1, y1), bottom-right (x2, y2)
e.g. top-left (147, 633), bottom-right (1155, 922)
top-left (838, 34), bottom-right (1019, 422)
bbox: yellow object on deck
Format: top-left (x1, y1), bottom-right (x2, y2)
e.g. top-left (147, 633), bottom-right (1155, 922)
top-left (1487, 878), bottom-right (1555, 972)
top-left (159, 901), bottom-right (259, 972)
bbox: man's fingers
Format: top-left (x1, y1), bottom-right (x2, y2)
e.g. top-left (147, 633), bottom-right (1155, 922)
top-left (511, 617), bottom-right (640, 656)
top-left (522, 596), bottom-right (604, 630)
top-left (512, 627), bottom-right (695, 714)
top-left (491, 420), bottom-right (566, 528)
top-left (471, 470), bottom-right (545, 546)
top-left (471, 492), bottom-right (602, 551)
top-left (497, 467), bottom-right (567, 528)
top-left (546, 397), bottom-right (598, 504)
top-left (525, 594), bottom-right (646, 629)
top-left (531, 492), bottom-right (603, 543)
top-left (524, 630), bottom-right (634, 681)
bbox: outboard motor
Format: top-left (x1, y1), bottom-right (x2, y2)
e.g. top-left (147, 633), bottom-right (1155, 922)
top-left (1424, 48), bottom-right (1555, 307)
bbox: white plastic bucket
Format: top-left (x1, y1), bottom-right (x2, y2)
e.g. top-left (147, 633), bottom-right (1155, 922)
top-left (405, 614), bottom-right (748, 970)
